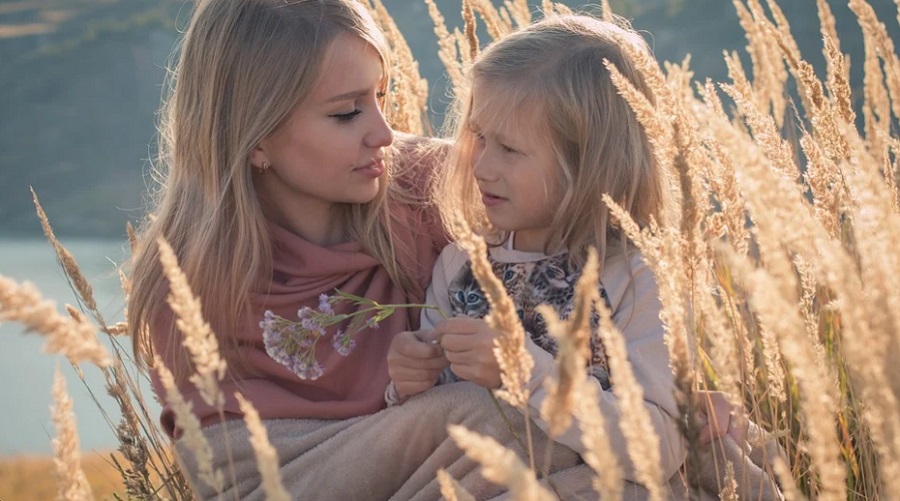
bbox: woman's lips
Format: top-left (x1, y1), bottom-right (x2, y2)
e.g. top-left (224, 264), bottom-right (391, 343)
top-left (353, 158), bottom-right (385, 178)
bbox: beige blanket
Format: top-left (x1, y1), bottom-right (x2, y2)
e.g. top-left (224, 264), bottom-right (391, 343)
top-left (175, 382), bottom-right (715, 500)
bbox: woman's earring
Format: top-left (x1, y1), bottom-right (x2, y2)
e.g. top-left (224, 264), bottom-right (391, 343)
top-left (257, 161), bottom-right (271, 174)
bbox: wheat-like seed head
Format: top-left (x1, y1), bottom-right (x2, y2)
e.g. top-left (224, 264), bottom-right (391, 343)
top-left (537, 248), bottom-right (599, 437)
top-left (156, 237), bottom-right (226, 408)
top-left (154, 357), bottom-right (223, 493)
top-left (437, 468), bottom-right (476, 501)
top-left (51, 366), bottom-right (93, 501)
top-left (0, 275), bottom-right (110, 366)
top-left (235, 393), bottom-right (291, 501)
top-left (450, 216), bottom-right (533, 408)
top-left (447, 425), bottom-right (556, 501)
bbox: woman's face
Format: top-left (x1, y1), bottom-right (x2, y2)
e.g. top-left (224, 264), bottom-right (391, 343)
top-left (252, 33), bottom-right (393, 231)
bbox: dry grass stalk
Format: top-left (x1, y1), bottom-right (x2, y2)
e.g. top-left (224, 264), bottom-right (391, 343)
top-left (719, 77), bottom-right (798, 181)
top-left (450, 217), bottom-right (533, 409)
top-left (51, 366), bottom-right (93, 501)
top-left (0, 275), bottom-right (110, 366)
top-left (718, 460), bottom-right (739, 501)
top-left (824, 35), bottom-right (855, 126)
top-left (437, 468), bottom-right (476, 501)
top-left (365, 0), bottom-right (429, 135)
top-left (782, 48), bottom-right (849, 163)
top-left (469, 0), bottom-right (510, 40)
top-left (462, 0), bottom-right (479, 60)
top-left (234, 393), bottom-right (290, 501)
top-left (503, 0), bottom-right (530, 28)
top-left (156, 237), bottom-right (226, 408)
top-left (816, 0), bottom-right (841, 67)
top-left (126, 221), bottom-right (138, 253)
top-left (861, 31), bottom-right (891, 156)
top-left (155, 357), bottom-right (223, 494)
top-left (425, 0), bottom-right (466, 92)
top-left (850, 0), bottom-right (900, 128)
top-left (799, 133), bottom-right (844, 237)
top-left (604, 59), bottom-right (675, 182)
top-left (719, 246), bottom-right (846, 501)
top-left (32, 189), bottom-right (101, 321)
top-left (572, 378), bottom-right (623, 500)
top-left (600, 0), bottom-right (613, 21)
top-left (595, 296), bottom-right (665, 501)
top-left (732, 1), bottom-right (784, 126)
top-left (756, 325), bottom-right (787, 403)
top-left (447, 425), bottom-right (555, 501)
top-left (104, 362), bottom-right (155, 499)
top-left (794, 255), bottom-right (830, 378)
top-left (536, 248), bottom-right (599, 436)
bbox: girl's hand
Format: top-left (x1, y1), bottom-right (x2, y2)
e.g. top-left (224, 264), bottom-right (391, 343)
top-left (387, 330), bottom-right (448, 398)
top-left (434, 317), bottom-right (502, 389)
top-left (697, 390), bottom-right (748, 445)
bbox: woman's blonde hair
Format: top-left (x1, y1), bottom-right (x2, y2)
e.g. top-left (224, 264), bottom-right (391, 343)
top-left (129, 0), bottom-right (416, 376)
top-left (436, 14), bottom-right (667, 268)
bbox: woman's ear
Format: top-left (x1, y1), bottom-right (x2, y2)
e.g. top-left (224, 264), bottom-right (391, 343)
top-left (249, 145), bottom-right (268, 171)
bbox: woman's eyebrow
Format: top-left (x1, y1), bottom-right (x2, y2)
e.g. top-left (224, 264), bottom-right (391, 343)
top-left (325, 88), bottom-right (369, 102)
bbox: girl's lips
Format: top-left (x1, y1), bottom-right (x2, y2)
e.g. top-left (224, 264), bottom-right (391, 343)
top-left (354, 158), bottom-right (385, 178)
top-left (481, 192), bottom-right (507, 207)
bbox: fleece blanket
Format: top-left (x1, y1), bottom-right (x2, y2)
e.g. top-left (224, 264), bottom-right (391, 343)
top-left (175, 382), bottom-right (711, 500)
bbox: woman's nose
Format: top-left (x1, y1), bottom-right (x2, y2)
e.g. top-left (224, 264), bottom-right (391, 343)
top-left (365, 109), bottom-right (394, 149)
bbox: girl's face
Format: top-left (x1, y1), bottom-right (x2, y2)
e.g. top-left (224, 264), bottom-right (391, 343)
top-left (251, 33), bottom-right (393, 233)
top-left (469, 83), bottom-right (561, 253)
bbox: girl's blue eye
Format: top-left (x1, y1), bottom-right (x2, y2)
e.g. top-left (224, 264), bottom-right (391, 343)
top-left (501, 144), bottom-right (518, 154)
top-left (330, 109), bottom-right (362, 122)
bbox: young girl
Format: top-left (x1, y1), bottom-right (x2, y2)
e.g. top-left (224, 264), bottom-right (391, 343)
top-left (387, 12), bottom-right (686, 492)
top-left (388, 13), bottom-right (785, 500)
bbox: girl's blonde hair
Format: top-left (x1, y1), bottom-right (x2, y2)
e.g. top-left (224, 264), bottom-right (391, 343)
top-left (129, 0), bottom-right (416, 376)
top-left (436, 14), bottom-right (667, 268)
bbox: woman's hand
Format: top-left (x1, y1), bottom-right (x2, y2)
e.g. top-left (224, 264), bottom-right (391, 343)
top-left (387, 330), bottom-right (448, 399)
top-left (434, 317), bottom-right (502, 389)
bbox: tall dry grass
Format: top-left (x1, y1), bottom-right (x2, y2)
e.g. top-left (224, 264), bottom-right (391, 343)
top-left (3, 0), bottom-right (900, 499)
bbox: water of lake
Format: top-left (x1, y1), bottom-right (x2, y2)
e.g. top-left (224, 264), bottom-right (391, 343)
top-left (0, 237), bottom-right (159, 455)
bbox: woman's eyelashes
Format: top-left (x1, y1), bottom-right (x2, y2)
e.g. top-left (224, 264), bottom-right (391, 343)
top-left (330, 109), bottom-right (362, 122)
top-left (329, 91), bottom-right (385, 123)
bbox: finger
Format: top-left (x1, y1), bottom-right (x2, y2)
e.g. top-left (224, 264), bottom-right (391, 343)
top-left (392, 367), bottom-right (443, 382)
top-left (440, 332), bottom-right (482, 353)
top-left (397, 338), bottom-right (445, 359)
top-left (434, 316), bottom-right (483, 335)
top-left (413, 329), bottom-right (442, 345)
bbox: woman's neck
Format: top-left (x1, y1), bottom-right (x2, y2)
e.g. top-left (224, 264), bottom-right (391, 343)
top-left (257, 192), bottom-right (347, 247)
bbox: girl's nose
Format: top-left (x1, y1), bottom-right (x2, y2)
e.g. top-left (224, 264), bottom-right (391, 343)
top-left (472, 148), bottom-right (497, 182)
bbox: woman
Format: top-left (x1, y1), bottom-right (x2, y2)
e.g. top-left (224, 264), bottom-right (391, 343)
top-left (129, 1), bottom-right (582, 499)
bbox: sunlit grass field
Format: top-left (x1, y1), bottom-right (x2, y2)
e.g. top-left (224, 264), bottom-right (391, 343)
top-left (3, 0), bottom-right (900, 499)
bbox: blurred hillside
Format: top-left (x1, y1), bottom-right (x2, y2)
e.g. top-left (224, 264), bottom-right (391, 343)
top-left (1, 0), bottom-right (897, 238)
